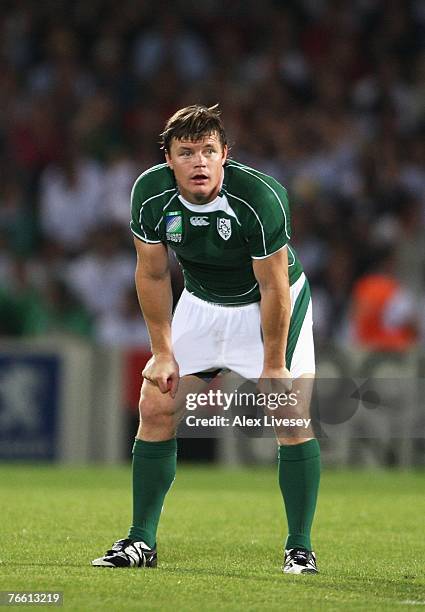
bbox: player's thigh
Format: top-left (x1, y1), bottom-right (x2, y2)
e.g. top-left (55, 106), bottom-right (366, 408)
top-left (267, 374), bottom-right (315, 443)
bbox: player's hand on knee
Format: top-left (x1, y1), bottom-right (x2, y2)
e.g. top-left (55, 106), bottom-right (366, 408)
top-left (258, 366), bottom-right (292, 394)
top-left (142, 354), bottom-right (180, 398)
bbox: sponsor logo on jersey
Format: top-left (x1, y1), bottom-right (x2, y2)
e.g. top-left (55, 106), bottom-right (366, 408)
top-left (217, 217), bottom-right (232, 240)
top-left (165, 211), bottom-right (183, 243)
top-left (190, 216), bottom-right (209, 226)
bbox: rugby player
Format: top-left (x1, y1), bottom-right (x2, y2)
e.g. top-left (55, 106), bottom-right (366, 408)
top-left (92, 105), bottom-right (320, 574)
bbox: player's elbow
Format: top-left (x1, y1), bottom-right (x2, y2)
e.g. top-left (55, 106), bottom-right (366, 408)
top-left (258, 279), bottom-right (289, 298)
top-left (135, 263), bottom-right (170, 283)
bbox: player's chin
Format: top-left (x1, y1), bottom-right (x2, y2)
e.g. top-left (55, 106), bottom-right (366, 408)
top-left (194, 187), bottom-right (209, 196)
top-left (189, 186), bottom-right (210, 201)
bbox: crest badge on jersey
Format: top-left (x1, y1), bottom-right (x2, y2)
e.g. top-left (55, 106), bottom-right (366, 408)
top-left (217, 217), bottom-right (232, 241)
top-left (165, 211), bottom-right (183, 243)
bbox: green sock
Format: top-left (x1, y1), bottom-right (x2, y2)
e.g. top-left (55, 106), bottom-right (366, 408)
top-left (128, 438), bottom-right (177, 548)
top-left (278, 439), bottom-right (320, 551)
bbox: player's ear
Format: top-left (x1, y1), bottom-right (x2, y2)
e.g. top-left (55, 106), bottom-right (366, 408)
top-left (222, 144), bottom-right (228, 165)
top-left (165, 150), bottom-right (173, 170)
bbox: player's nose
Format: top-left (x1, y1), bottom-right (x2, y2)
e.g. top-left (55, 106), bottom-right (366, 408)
top-left (194, 152), bottom-right (207, 166)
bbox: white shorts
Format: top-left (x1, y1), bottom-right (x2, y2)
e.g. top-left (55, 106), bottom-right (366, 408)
top-left (172, 272), bottom-right (315, 380)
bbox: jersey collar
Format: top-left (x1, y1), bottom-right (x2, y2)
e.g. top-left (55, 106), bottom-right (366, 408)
top-left (177, 192), bottom-right (225, 212)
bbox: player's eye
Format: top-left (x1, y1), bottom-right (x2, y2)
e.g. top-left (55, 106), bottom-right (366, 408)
top-left (180, 150), bottom-right (192, 157)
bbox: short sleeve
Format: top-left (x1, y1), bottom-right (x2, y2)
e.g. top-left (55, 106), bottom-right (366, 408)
top-left (130, 178), bottom-right (162, 244)
top-left (245, 184), bottom-right (292, 259)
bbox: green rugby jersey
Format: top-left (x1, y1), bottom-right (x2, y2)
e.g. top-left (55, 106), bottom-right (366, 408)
top-left (130, 160), bottom-right (304, 306)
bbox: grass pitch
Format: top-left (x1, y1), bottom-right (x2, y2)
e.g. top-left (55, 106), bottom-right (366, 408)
top-left (0, 465), bottom-right (424, 611)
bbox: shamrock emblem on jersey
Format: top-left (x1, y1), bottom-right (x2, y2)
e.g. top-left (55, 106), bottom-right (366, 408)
top-left (217, 217), bottom-right (232, 241)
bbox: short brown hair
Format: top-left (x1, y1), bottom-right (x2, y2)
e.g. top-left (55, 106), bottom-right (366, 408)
top-left (159, 104), bottom-right (227, 151)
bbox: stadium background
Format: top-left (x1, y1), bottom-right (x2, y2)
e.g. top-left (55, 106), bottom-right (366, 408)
top-left (0, 0), bottom-right (424, 465)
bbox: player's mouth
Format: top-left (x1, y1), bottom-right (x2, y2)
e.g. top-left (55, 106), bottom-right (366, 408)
top-left (190, 174), bottom-right (209, 184)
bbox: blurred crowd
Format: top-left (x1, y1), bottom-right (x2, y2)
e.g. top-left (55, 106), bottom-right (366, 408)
top-left (0, 0), bottom-right (424, 351)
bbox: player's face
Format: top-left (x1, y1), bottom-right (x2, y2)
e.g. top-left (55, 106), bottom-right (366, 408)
top-left (166, 133), bottom-right (228, 204)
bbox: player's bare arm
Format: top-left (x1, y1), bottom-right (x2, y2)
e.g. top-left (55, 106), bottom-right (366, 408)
top-left (133, 237), bottom-right (179, 397)
top-left (253, 246), bottom-right (292, 384)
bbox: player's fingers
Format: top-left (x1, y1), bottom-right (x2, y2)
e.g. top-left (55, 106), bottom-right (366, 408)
top-left (257, 378), bottom-right (272, 395)
top-left (282, 368), bottom-right (292, 392)
top-left (142, 370), bottom-right (152, 383)
top-left (142, 356), bottom-right (154, 377)
top-left (142, 364), bottom-right (153, 381)
top-left (157, 375), bottom-right (170, 394)
top-left (169, 373), bottom-right (180, 399)
top-left (271, 377), bottom-right (292, 393)
top-left (284, 379), bottom-right (292, 393)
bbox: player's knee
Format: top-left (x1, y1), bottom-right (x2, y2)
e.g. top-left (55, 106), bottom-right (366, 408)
top-left (267, 398), bottom-right (309, 421)
top-left (139, 396), bottom-right (174, 428)
top-left (266, 402), bottom-right (311, 437)
top-left (282, 402), bottom-right (308, 420)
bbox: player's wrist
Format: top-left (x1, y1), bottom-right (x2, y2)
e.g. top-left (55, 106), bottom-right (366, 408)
top-left (262, 361), bottom-right (287, 371)
top-left (152, 350), bottom-right (175, 360)
top-left (261, 365), bottom-right (290, 378)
